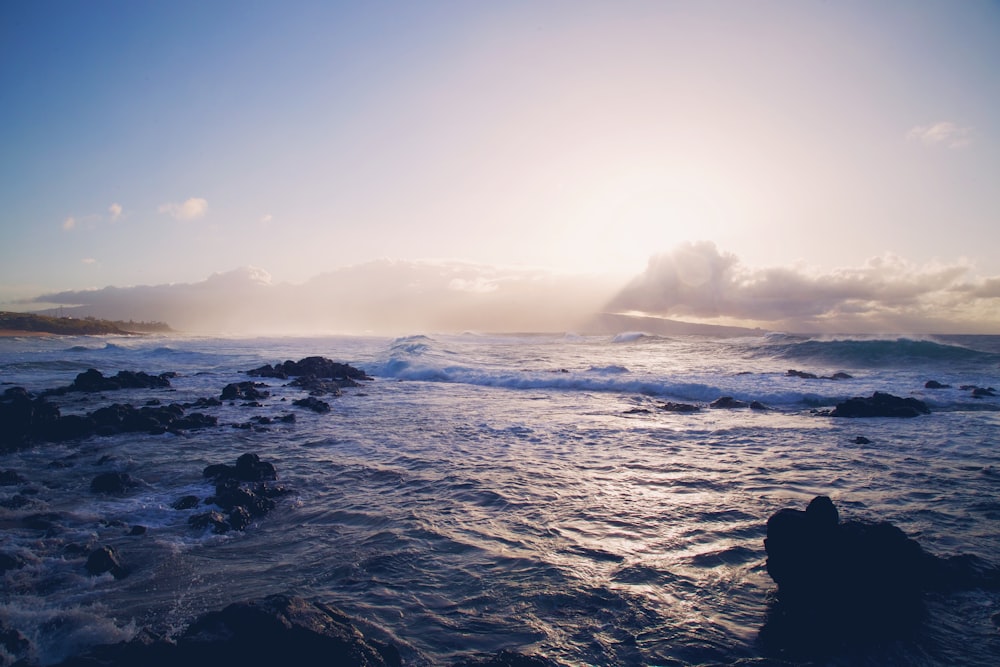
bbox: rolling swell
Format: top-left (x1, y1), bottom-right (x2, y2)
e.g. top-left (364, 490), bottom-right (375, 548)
top-left (767, 336), bottom-right (1000, 369)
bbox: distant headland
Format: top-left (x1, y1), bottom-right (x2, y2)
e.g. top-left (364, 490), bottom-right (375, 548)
top-left (0, 311), bottom-right (173, 336)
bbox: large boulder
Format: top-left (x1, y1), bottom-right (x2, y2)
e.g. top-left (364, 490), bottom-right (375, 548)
top-left (248, 356), bottom-right (371, 383)
top-left (829, 392), bottom-right (929, 418)
top-left (761, 496), bottom-right (1000, 654)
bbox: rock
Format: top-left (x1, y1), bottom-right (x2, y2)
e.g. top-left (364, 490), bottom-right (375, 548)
top-left (709, 396), bottom-right (747, 409)
top-left (924, 380), bottom-right (951, 389)
top-left (0, 389), bottom-right (61, 451)
top-left (196, 454), bottom-right (290, 533)
top-left (54, 594), bottom-right (401, 667)
top-left (749, 401), bottom-right (770, 411)
top-left (971, 386), bottom-right (997, 397)
top-left (90, 471), bottom-right (137, 494)
top-left (453, 649), bottom-right (561, 666)
top-left (0, 619), bottom-right (30, 659)
top-left (172, 495), bottom-right (201, 510)
top-left (658, 401), bottom-right (700, 412)
top-left (248, 356), bottom-right (372, 382)
top-left (127, 525), bottom-right (147, 536)
top-left (86, 545), bottom-right (129, 579)
top-left (853, 436), bottom-right (872, 444)
top-left (221, 381), bottom-right (270, 401)
top-left (48, 369), bottom-right (174, 394)
top-left (289, 376), bottom-right (345, 396)
top-left (293, 396), bottom-right (331, 413)
top-left (761, 496), bottom-right (1000, 655)
top-left (829, 392), bottom-right (929, 418)
top-left (786, 369), bottom-right (853, 381)
top-left (189, 511), bottom-right (231, 534)
top-left (0, 552), bottom-right (26, 573)
top-left (0, 469), bottom-right (26, 485)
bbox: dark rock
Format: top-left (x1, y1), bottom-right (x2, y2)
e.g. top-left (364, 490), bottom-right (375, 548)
top-left (786, 369), bottom-right (853, 381)
top-left (22, 512), bottom-right (65, 532)
top-left (0, 552), bottom-right (26, 573)
top-left (172, 495), bottom-right (201, 510)
top-left (293, 396), bottom-right (330, 413)
top-left (127, 525), bottom-right (147, 536)
top-left (289, 376), bottom-right (345, 396)
top-left (972, 386), bottom-right (997, 397)
top-left (248, 356), bottom-right (372, 382)
top-left (189, 511), bottom-right (231, 534)
top-left (187, 396), bottom-right (223, 409)
top-left (0, 494), bottom-right (31, 509)
top-left (453, 649), bottom-right (561, 666)
top-left (749, 401), bottom-right (770, 411)
top-left (235, 452), bottom-right (277, 482)
top-left (221, 381), bottom-right (270, 401)
top-left (279, 413), bottom-right (296, 423)
top-left (90, 471), bottom-right (137, 494)
top-left (829, 392), bottom-right (929, 418)
top-left (761, 496), bottom-right (1000, 656)
top-left (709, 396), bottom-right (747, 409)
top-left (924, 380), bottom-right (951, 389)
top-left (658, 401), bottom-right (700, 412)
top-left (1, 618), bottom-right (30, 658)
top-left (623, 407), bottom-right (651, 414)
top-left (786, 369), bottom-right (818, 379)
top-left (43, 414), bottom-right (98, 441)
top-left (0, 469), bottom-right (26, 485)
top-left (55, 594), bottom-right (401, 667)
top-left (853, 436), bottom-right (872, 444)
top-left (48, 368), bottom-right (174, 394)
top-left (227, 506), bottom-right (253, 531)
top-left (86, 545), bottom-right (129, 579)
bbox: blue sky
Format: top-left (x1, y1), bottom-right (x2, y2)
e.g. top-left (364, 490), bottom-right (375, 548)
top-left (2, 1), bottom-right (999, 333)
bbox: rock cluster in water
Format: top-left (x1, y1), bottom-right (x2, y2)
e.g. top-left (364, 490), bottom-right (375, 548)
top-left (188, 453), bottom-right (292, 534)
top-left (829, 391), bottom-right (930, 418)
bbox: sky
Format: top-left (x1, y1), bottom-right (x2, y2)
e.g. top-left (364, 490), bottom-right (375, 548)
top-left (2, 1), bottom-right (999, 334)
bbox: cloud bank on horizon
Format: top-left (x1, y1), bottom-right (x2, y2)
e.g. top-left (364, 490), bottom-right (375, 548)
top-left (28, 243), bottom-right (1000, 335)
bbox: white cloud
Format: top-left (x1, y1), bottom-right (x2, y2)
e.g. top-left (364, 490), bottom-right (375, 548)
top-left (62, 216), bottom-right (76, 231)
top-left (81, 258), bottom-right (97, 265)
top-left (907, 121), bottom-right (972, 148)
top-left (159, 197), bottom-right (208, 221)
top-left (260, 214), bottom-right (273, 225)
top-left (108, 202), bottom-right (123, 221)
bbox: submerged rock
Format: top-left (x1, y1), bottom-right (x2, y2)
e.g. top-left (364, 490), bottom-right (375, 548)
top-left (90, 471), bottom-right (137, 494)
top-left (829, 392), bottom-right (929, 418)
top-left (221, 381), bottom-right (270, 401)
top-left (924, 380), bottom-right (951, 389)
top-left (658, 401), bottom-right (700, 413)
top-left (86, 545), bottom-right (129, 579)
top-left (709, 396), bottom-right (747, 409)
top-left (53, 594), bottom-right (401, 667)
top-left (293, 396), bottom-right (331, 413)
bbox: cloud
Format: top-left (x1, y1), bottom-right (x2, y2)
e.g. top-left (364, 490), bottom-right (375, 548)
top-left (62, 216), bottom-right (76, 231)
top-left (26, 248), bottom-right (1000, 334)
top-left (607, 242), bottom-right (998, 333)
top-left (159, 197), bottom-right (208, 221)
top-left (108, 203), bottom-right (123, 221)
top-left (81, 258), bottom-right (97, 265)
top-left (30, 261), bottom-right (618, 334)
top-left (907, 121), bottom-right (972, 148)
top-left (260, 214), bottom-right (273, 225)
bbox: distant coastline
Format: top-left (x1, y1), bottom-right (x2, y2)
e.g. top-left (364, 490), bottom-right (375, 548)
top-left (0, 311), bottom-right (173, 336)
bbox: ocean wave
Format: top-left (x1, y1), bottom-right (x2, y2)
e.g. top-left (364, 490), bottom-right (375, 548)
top-left (763, 336), bottom-right (1000, 368)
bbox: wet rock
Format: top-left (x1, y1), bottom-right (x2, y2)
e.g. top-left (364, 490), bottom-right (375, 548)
top-left (658, 401), bottom-right (700, 412)
top-left (829, 392), bottom-right (929, 418)
top-left (786, 369), bottom-right (853, 381)
top-left (761, 495), bottom-right (1000, 655)
top-left (924, 380), bottom-right (951, 389)
top-left (293, 396), bottom-right (330, 413)
top-left (709, 396), bottom-right (747, 409)
top-left (189, 511), bottom-right (231, 534)
top-left (0, 469), bottom-right (26, 485)
top-left (971, 386), bottom-right (997, 397)
top-left (853, 436), bottom-right (872, 444)
top-left (289, 376), bottom-right (345, 396)
top-left (127, 525), bottom-right (147, 536)
top-left (0, 389), bottom-right (61, 451)
top-left (90, 471), bottom-right (137, 494)
top-left (749, 401), bottom-right (771, 411)
top-left (248, 356), bottom-right (372, 383)
top-left (0, 552), bottom-right (26, 573)
top-left (48, 368), bottom-right (174, 394)
top-left (0, 619), bottom-right (30, 658)
top-left (196, 454), bottom-right (290, 533)
top-left (54, 594), bottom-right (401, 667)
top-left (172, 495), bottom-right (201, 510)
top-left (453, 649), bottom-right (561, 666)
top-left (221, 381), bottom-right (270, 401)
top-left (86, 545), bottom-right (129, 579)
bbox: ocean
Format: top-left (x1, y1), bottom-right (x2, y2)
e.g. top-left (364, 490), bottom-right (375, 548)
top-left (1, 332), bottom-right (998, 666)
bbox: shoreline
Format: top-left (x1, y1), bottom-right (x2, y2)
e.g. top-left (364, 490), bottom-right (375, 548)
top-left (0, 329), bottom-right (58, 337)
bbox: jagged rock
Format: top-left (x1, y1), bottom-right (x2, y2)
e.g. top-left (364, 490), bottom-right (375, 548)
top-left (189, 511), bottom-right (231, 534)
top-left (248, 356), bottom-right (371, 382)
top-left (90, 471), bottom-right (137, 494)
top-left (709, 396), bottom-right (747, 409)
top-left (53, 594), bottom-right (401, 667)
top-left (221, 382), bottom-right (270, 401)
top-left (172, 495), bottom-right (201, 510)
top-left (86, 545), bottom-right (129, 579)
top-left (0, 389), bottom-right (61, 451)
top-left (658, 402), bottom-right (700, 412)
top-left (924, 380), bottom-right (951, 389)
top-left (830, 392), bottom-right (929, 418)
top-left (0, 469), bottom-right (26, 485)
top-left (293, 396), bottom-right (330, 413)
top-left (195, 454), bottom-right (290, 533)
top-left (48, 369), bottom-right (174, 394)
top-left (761, 496), bottom-right (1000, 655)
top-left (453, 649), bottom-right (561, 666)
